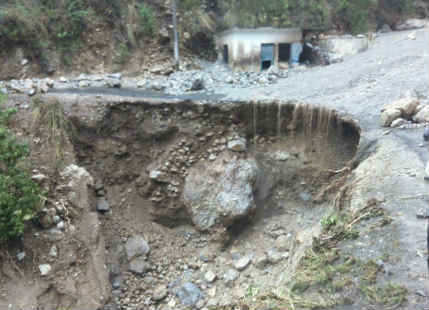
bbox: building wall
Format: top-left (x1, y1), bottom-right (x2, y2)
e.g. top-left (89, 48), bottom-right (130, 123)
top-left (217, 28), bottom-right (302, 71)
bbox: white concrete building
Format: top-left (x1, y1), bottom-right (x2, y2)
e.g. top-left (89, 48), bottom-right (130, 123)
top-left (216, 27), bottom-right (303, 72)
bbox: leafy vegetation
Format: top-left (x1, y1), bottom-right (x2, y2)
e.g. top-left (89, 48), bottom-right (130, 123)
top-left (138, 3), bottom-right (156, 36)
top-left (221, 0), bottom-right (417, 33)
top-left (0, 94), bottom-right (41, 241)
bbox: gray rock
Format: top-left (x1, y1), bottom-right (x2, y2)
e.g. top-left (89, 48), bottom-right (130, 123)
top-left (234, 256), bottom-right (251, 271)
top-left (267, 249), bottom-right (282, 264)
top-left (129, 256), bottom-right (150, 274)
top-left (390, 118), bottom-right (407, 128)
top-left (272, 151), bottom-right (290, 161)
top-left (105, 79), bottom-right (121, 88)
top-left (380, 108), bottom-right (401, 127)
top-left (125, 235), bottom-right (150, 260)
top-left (182, 153), bottom-right (258, 231)
top-left (199, 247), bottom-right (216, 262)
top-left (382, 97), bottom-right (420, 119)
top-left (49, 245), bottom-right (58, 258)
top-left (39, 264), bottom-right (52, 276)
top-left (17, 252), bottom-right (25, 261)
top-left (150, 170), bottom-right (170, 183)
top-left (26, 88), bottom-right (36, 96)
top-left (31, 173), bottom-right (48, 183)
top-left (78, 80), bottom-right (89, 88)
top-left (96, 197), bottom-right (110, 212)
top-left (204, 270), bottom-right (217, 283)
top-left (223, 269), bottom-right (239, 287)
top-left (275, 235), bottom-right (291, 252)
top-left (150, 81), bottom-right (166, 91)
top-left (106, 73), bottom-right (122, 80)
top-left (190, 78), bottom-right (205, 91)
top-left (56, 221), bottom-right (65, 230)
top-left (176, 282), bottom-right (204, 306)
top-left (46, 228), bottom-right (65, 241)
top-left (415, 105), bottom-right (429, 123)
top-left (137, 80), bottom-right (146, 88)
top-left (153, 285), bottom-right (168, 301)
top-left (227, 138), bottom-right (246, 152)
top-left (255, 254), bottom-right (269, 269)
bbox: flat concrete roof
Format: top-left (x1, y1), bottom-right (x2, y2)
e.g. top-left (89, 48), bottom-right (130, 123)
top-left (218, 27), bottom-right (302, 37)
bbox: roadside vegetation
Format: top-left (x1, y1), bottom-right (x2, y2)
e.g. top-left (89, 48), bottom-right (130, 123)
top-left (0, 0), bottom-right (421, 68)
top-left (240, 185), bottom-right (407, 309)
top-left (0, 94), bottom-right (42, 242)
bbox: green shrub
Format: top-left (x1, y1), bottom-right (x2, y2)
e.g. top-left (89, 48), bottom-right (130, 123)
top-left (138, 3), bottom-right (156, 36)
top-left (0, 95), bottom-right (41, 241)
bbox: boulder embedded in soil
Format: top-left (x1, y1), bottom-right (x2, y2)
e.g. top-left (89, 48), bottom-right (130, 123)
top-left (182, 153), bottom-right (258, 231)
top-left (176, 282), bottom-right (204, 306)
top-left (227, 138), bottom-right (247, 152)
top-left (125, 235), bottom-right (150, 260)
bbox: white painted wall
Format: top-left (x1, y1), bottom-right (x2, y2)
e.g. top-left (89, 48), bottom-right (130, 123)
top-left (217, 28), bottom-right (302, 71)
top-left (319, 35), bottom-right (369, 60)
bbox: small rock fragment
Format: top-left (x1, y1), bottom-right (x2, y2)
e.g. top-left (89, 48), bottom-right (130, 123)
top-left (204, 270), bottom-right (217, 283)
top-left (223, 269), bottom-right (239, 287)
top-left (390, 118), bottom-right (407, 128)
top-left (176, 282), bottom-right (204, 306)
top-left (267, 249), bottom-right (282, 264)
top-left (39, 264), bottom-right (52, 276)
top-left (227, 138), bottom-right (246, 152)
top-left (17, 252), bottom-right (25, 261)
top-left (49, 245), bottom-right (58, 258)
top-left (234, 256), bottom-right (251, 271)
top-left (96, 197), bottom-right (110, 212)
top-left (153, 285), bottom-right (168, 301)
top-left (150, 170), bottom-right (170, 183)
top-left (275, 235), bottom-right (291, 252)
top-left (129, 257), bottom-right (150, 274)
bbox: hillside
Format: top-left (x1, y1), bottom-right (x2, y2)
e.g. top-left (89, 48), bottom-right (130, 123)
top-left (1, 0), bottom-right (427, 79)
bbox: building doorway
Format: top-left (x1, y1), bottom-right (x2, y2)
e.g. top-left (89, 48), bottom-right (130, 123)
top-left (261, 43), bottom-right (275, 70)
top-left (278, 43), bottom-right (291, 62)
top-left (223, 45), bottom-right (229, 64)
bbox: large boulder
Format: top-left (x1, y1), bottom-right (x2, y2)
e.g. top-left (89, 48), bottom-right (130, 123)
top-left (182, 153), bottom-right (258, 231)
top-left (380, 108), bottom-right (402, 127)
top-left (396, 19), bottom-right (428, 31)
top-left (60, 164), bottom-right (94, 211)
top-left (380, 97), bottom-right (420, 127)
top-left (414, 105), bottom-right (429, 123)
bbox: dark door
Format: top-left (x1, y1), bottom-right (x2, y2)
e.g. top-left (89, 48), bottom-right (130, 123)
top-left (261, 43), bottom-right (275, 70)
top-left (223, 45), bottom-right (229, 64)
